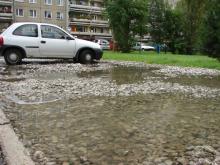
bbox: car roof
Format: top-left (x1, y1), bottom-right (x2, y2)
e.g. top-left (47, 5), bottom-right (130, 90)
top-left (1, 22), bottom-right (66, 36)
top-left (12, 22), bottom-right (61, 28)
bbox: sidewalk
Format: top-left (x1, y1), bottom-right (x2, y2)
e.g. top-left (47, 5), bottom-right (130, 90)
top-left (0, 109), bottom-right (34, 165)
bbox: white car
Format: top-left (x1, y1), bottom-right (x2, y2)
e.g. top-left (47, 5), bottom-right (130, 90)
top-left (133, 43), bottom-right (155, 51)
top-left (0, 22), bottom-right (103, 65)
top-left (94, 39), bottom-right (110, 50)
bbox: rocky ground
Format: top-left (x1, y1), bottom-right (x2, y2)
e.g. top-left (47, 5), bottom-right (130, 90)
top-left (0, 147), bottom-right (6, 165)
top-left (32, 145), bottom-right (220, 165)
top-left (0, 60), bottom-right (220, 104)
top-left (142, 145), bottom-right (220, 165)
top-left (1, 59), bottom-right (220, 165)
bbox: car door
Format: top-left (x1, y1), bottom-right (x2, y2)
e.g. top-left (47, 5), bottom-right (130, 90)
top-left (39, 25), bottom-right (75, 58)
top-left (12, 24), bottom-right (40, 57)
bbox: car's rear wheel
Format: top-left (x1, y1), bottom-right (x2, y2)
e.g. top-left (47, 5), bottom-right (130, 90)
top-left (4, 49), bottom-right (23, 65)
top-left (79, 50), bottom-right (94, 64)
top-left (73, 57), bottom-right (78, 63)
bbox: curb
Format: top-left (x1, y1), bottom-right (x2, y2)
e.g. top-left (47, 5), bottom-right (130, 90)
top-left (0, 109), bottom-right (35, 165)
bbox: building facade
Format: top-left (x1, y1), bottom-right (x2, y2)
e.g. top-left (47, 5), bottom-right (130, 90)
top-left (69, 0), bottom-right (112, 40)
top-left (14, 0), bottom-right (68, 29)
top-left (0, 0), bottom-right (13, 32)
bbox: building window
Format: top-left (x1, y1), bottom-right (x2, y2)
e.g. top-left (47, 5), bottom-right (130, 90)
top-left (91, 27), bottom-right (96, 33)
top-left (79, 1), bottom-right (86, 5)
top-left (45, 0), bottom-right (52, 5)
top-left (30, 10), bottom-right (37, 18)
top-left (77, 26), bottom-right (86, 32)
top-left (16, 8), bottom-right (24, 17)
top-left (56, 12), bottom-right (63, 20)
top-left (29, 0), bottom-right (37, 3)
top-left (100, 28), bottom-right (104, 33)
top-left (93, 15), bottom-right (97, 20)
top-left (45, 11), bottom-right (52, 19)
top-left (56, 0), bottom-right (63, 6)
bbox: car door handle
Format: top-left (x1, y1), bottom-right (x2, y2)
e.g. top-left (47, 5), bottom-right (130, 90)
top-left (41, 41), bottom-right (46, 44)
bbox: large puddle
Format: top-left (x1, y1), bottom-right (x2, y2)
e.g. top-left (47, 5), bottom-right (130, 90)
top-left (4, 94), bottom-right (220, 164)
top-left (0, 60), bottom-right (220, 164)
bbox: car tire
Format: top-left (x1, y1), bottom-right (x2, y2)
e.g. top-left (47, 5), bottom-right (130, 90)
top-left (4, 49), bottom-right (23, 65)
top-left (73, 57), bottom-right (78, 63)
top-left (79, 50), bottom-right (93, 64)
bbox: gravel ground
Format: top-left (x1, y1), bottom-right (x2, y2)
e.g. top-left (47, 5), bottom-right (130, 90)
top-left (1, 59), bottom-right (220, 165)
top-left (0, 60), bottom-right (220, 105)
top-left (0, 147), bottom-right (6, 165)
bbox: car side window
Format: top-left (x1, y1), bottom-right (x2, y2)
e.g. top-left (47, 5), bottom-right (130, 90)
top-left (13, 24), bottom-right (38, 37)
top-left (102, 41), bottom-right (108, 45)
top-left (41, 25), bottom-right (68, 39)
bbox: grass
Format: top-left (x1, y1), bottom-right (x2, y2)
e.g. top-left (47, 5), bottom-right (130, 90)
top-left (103, 51), bottom-right (220, 70)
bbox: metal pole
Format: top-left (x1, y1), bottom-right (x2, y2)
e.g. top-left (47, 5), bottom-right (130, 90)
top-left (39, 0), bottom-right (42, 22)
top-left (66, 0), bottom-right (69, 30)
top-left (12, 0), bottom-right (15, 23)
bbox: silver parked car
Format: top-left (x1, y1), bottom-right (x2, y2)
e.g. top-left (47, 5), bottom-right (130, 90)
top-left (94, 39), bottom-right (110, 50)
top-left (133, 42), bottom-right (155, 51)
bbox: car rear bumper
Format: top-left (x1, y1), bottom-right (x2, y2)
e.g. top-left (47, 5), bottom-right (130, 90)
top-left (94, 48), bottom-right (103, 60)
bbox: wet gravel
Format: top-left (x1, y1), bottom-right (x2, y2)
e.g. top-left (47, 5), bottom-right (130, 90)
top-left (0, 59), bottom-right (220, 165)
top-left (0, 147), bottom-right (6, 165)
top-left (0, 60), bottom-right (220, 105)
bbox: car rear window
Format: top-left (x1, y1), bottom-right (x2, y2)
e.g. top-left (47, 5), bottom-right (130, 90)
top-left (13, 24), bottom-right (38, 37)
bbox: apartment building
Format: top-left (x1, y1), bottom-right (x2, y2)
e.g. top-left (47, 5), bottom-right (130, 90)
top-left (14, 0), bottom-right (68, 29)
top-left (69, 0), bottom-right (112, 40)
top-left (0, 0), bottom-right (13, 32)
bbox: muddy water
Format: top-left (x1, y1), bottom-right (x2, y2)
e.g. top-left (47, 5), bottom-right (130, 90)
top-left (5, 94), bottom-right (220, 164)
top-left (1, 61), bottom-right (220, 164)
top-left (78, 66), bottom-right (160, 85)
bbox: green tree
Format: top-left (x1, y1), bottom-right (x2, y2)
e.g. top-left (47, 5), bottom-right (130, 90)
top-left (148, 0), bottom-right (166, 44)
top-left (201, 0), bottom-right (220, 60)
top-left (163, 8), bottom-right (185, 54)
top-left (148, 0), bottom-right (186, 53)
top-left (177, 0), bottom-right (206, 54)
top-left (105, 0), bottom-right (148, 53)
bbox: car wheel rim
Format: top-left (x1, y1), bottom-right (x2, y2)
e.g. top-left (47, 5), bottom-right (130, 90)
top-left (9, 53), bottom-right (18, 62)
top-left (85, 54), bottom-right (92, 61)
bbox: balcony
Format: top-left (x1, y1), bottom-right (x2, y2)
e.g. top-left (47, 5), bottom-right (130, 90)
top-left (70, 18), bottom-right (108, 25)
top-left (0, 12), bottom-right (12, 17)
top-left (69, 18), bottom-right (109, 28)
top-left (0, 0), bottom-right (13, 5)
top-left (0, 2), bottom-right (12, 20)
top-left (71, 31), bottom-right (112, 37)
top-left (69, 4), bottom-right (104, 14)
top-left (90, 0), bottom-right (103, 2)
top-left (0, 15), bottom-right (12, 21)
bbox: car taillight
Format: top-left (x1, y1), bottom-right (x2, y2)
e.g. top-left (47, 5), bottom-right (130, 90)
top-left (0, 36), bottom-right (3, 46)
